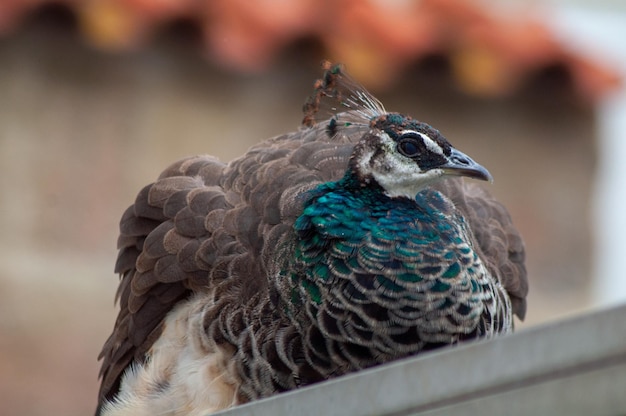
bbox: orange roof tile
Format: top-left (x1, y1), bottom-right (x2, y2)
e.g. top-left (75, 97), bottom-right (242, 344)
top-left (0, 0), bottom-right (620, 101)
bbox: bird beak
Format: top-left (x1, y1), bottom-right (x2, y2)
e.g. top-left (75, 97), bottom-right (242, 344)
top-left (439, 148), bottom-right (493, 183)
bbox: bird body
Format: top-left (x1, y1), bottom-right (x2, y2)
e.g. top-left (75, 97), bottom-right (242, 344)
top-left (97, 63), bottom-right (527, 415)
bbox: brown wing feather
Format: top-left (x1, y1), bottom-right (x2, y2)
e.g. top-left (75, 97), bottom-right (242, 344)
top-left (97, 123), bottom-right (528, 410)
top-left (98, 156), bottom-right (228, 406)
top-left (97, 126), bottom-right (355, 409)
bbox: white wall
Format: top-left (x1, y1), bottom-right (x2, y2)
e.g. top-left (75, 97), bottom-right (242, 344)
top-left (549, 4), bottom-right (626, 305)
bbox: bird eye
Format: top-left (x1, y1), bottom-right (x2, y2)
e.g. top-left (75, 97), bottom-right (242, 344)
top-left (397, 137), bottom-right (421, 158)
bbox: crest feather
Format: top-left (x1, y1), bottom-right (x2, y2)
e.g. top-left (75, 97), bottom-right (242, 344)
top-left (302, 61), bottom-right (387, 138)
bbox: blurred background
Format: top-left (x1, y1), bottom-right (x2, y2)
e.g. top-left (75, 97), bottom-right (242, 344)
top-left (0, 0), bottom-right (624, 414)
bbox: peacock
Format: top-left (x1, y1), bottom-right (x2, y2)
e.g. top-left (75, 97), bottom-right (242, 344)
top-left (97, 62), bottom-right (528, 415)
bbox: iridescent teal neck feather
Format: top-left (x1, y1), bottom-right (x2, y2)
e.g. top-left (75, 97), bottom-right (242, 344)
top-left (277, 169), bottom-right (507, 368)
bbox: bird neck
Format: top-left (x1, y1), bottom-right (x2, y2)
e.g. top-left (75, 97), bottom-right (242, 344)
top-left (294, 170), bottom-right (456, 240)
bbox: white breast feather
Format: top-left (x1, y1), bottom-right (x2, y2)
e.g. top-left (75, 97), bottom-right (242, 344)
top-left (100, 296), bottom-right (240, 416)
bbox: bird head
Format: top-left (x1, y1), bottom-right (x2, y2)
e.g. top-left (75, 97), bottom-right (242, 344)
top-left (303, 62), bottom-right (492, 199)
top-left (349, 113), bottom-right (492, 198)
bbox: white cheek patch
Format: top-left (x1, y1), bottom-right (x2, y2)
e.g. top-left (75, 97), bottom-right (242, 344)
top-left (358, 131), bottom-right (445, 199)
top-left (371, 145), bottom-right (444, 198)
top-left (373, 167), bottom-right (444, 199)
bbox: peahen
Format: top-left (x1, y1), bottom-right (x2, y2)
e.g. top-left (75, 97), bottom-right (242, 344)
top-left (97, 62), bottom-right (528, 415)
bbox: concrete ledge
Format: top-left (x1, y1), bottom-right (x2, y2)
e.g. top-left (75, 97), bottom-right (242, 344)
top-left (215, 304), bottom-right (626, 416)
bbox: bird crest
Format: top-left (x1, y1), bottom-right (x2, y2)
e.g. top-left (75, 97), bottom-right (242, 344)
top-left (302, 61), bottom-right (387, 139)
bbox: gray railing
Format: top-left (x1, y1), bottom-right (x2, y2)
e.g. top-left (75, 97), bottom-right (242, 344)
top-left (215, 304), bottom-right (626, 416)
